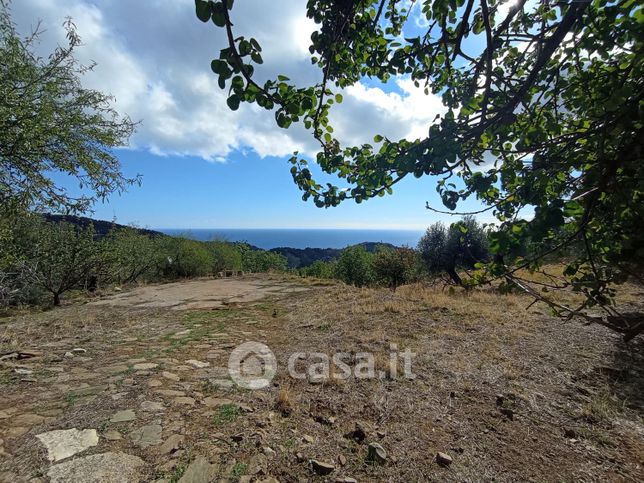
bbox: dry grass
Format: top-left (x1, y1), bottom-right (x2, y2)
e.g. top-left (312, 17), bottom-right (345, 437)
top-left (1, 273), bottom-right (642, 482)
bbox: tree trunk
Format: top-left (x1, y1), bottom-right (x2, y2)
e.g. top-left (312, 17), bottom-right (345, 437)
top-left (53, 292), bottom-right (61, 306)
top-left (445, 266), bottom-right (463, 287)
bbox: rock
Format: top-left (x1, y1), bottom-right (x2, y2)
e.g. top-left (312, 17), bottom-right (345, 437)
top-left (159, 434), bottom-right (184, 455)
top-left (248, 453), bottom-right (267, 475)
top-left (148, 379), bottom-right (163, 387)
top-left (130, 424), bottom-right (162, 448)
top-left (47, 452), bottom-right (144, 483)
top-left (563, 428), bottom-right (577, 439)
top-left (367, 442), bottom-right (387, 464)
top-left (162, 371), bottom-right (180, 382)
top-left (310, 460), bottom-right (335, 475)
top-left (141, 401), bottom-right (165, 412)
top-left (72, 348), bottom-right (87, 353)
top-left (13, 413), bottom-right (45, 426)
top-left (344, 422), bottom-right (367, 443)
top-left (335, 478), bottom-right (357, 483)
top-left (132, 363), bottom-right (158, 371)
top-left (302, 434), bottom-right (314, 444)
top-left (173, 397), bottom-right (196, 406)
top-left (499, 407), bottom-right (514, 420)
top-left (263, 446), bottom-right (276, 457)
top-left (104, 430), bottom-right (122, 441)
top-left (178, 456), bottom-right (218, 483)
top-left (110, 409), bottom-right (136, 423)
top-left (185, 360), bottom-right (210, 369)
top-left (338, 455), bottom-right (347, 466)
top-left (14, 368), bottom-right (33, 375)
top-left (156, 389), bottom-right (185, 397)
top-left (203, 397), bottom-right (233, 408)
top-left (435, 451), bottom-right (453, 466)
top-left (36, 428), bottom-right (99, 462)
top-left (64, 352), bottom-right (74, 358)
top-left (295, 452), bottom-right (305, 462)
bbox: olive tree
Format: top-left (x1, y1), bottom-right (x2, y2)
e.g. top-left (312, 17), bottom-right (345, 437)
top-left (196, 0), bottom-right (643, 337)
top-left (418, 216), bottom-right (489, 286)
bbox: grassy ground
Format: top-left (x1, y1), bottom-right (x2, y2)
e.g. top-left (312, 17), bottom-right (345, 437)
top-left (0, 274), bottom-right (642, 482)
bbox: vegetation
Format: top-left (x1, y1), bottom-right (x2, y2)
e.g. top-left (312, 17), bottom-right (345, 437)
top-left (372, 246), bottom-right (418, 291)
top-left (196, 0), bottom-right (644, 337)
top-left (0, 216), bottom-right (288, 308)
top-left (0, 4), bottom-right (137, 215)
top-left (418, 216), bottom-right (489, 286)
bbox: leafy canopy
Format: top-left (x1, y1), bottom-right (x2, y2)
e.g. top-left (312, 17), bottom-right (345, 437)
top-left (0, 5), bottom-right (138, 214)
top-left (196, 0), bottom-right (643, 325)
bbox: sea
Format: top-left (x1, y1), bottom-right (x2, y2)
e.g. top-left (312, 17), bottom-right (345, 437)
top-left (158, 228), bottom-right (424, 250)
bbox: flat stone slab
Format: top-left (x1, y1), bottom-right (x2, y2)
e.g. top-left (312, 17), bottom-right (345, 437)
top-left (36, 428), bottom-right (98, 462)
top-left (90, 277), bottom-right (309, 310)
top-left (132, 362), bottom-right (158, 370)
top-left (186, 360), bottom-right (210, 369)
top-left (178, 455), bottom-right (219, 483)
top-left (47, 452), bottom-right (145, 483)
top-left (110, 409), bottom-right (136, 423)
top-left (130, 423), bottom-right (162, 448)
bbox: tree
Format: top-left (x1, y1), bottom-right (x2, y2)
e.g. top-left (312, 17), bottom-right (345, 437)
top-left (372, 246), bottom-right (418, 291)
top-left (103, 228), bottom-right (160, 284)
top-left (0, 4), bottom-right (138, 214)
top-left (19, 220), bottom-right (102, 306)
top-left (418, 216), bottom-right (489, 286)
top-left (196, 0), bottom-right (643, 336)
top-left (335, 245), bottom-right (373, 287)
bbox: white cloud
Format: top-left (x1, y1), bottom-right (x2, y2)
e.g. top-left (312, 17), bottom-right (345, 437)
top-left (10, 0), bottom-right (446, 162)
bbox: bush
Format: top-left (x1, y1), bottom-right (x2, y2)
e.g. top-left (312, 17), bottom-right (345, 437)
top-left (299, 259), bottom-right (337, 279)
top-left (335, 245), bottom-right (373, 287)
top-left (372, 246), bottom-right (418, 291)
top-left (237, 243), bottom-right (288, 272)
top-left (156, 237), bottom-right (214, 279)
top-left (207, 240), bottom-right (243, 273)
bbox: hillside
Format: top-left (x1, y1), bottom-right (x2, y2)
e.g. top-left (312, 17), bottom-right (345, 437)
top-left (42, 214), bottom-right (163, 238)
top-left (271, 242), bottom-right (397, 268)
top-left (0, 275), bottom-right (642, 481)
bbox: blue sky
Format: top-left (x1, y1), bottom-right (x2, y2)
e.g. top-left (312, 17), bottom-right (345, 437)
top-left (13, 0), bottom-right (498, 230)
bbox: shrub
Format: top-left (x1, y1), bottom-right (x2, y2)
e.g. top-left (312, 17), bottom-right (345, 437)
top-left (207, 240), bottom-right (243, 273)
top-left (335, 245), bottom-right (373, 287)
top-left (156, 236), bottom-right (214, 279)
top-left (372, 246), bottom-right (418, 291)
top-left (299, 260), bottom-right (336, 279)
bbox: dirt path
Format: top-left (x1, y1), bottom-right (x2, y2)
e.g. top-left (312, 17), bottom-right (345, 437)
top-left (0, 275), bottom-right (642, 482)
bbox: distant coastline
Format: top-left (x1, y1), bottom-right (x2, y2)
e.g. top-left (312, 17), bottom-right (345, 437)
top-left (157, 228), bottom-right (424, 250)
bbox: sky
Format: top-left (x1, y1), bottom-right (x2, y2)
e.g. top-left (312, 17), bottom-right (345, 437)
top-left (10, 0), bottom-right (495, 230)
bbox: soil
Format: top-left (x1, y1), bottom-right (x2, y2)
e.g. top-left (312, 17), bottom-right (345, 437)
top-left (0, 274), bottom-right (642, 482)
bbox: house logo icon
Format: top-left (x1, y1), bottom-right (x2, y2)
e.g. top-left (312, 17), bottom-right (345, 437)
top-left (228, 341), bottom-right (277, 389)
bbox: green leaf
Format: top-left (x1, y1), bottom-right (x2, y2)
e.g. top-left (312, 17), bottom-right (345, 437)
top-left (226, 95), bottom-right (240, 111)
top-left (195, 0), bottom-right (211, 22)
